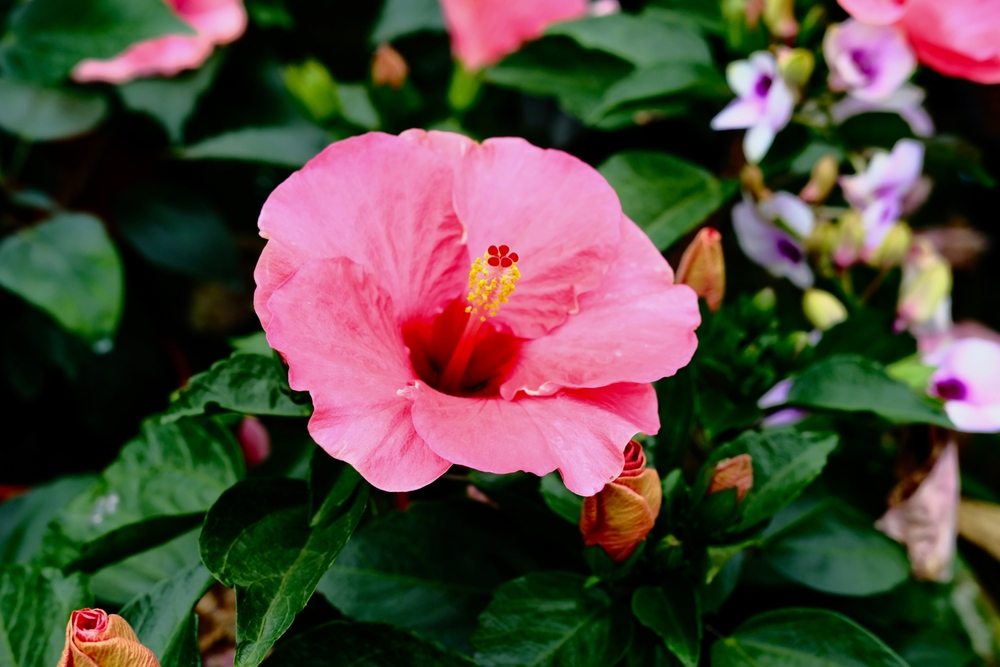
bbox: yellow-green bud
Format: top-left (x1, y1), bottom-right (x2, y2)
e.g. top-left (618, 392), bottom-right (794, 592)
top-left (803, 289), bottom-right (848, 331)
top-left (764, 0), bottom-right (798, 38)
top-left (833, 210), bottom-right (865, 268)
top-left (778, 47), bottom-right (815, 90)
top-left (869, 222), bottom-right (912, 269)
top-left (800, 154), bottom-right (839, 203)
top-left (283, 58), bottom-right (340, 122)
top-left (897, 239), bottom-right (952, 329)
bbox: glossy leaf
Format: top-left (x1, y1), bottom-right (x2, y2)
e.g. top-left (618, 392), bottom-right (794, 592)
top-left (632, 582), bottom-right (700, 667)
top-left (161, 352), bottom-right (310, 422)
top-left (177, 124), bottom-right (332, 168)
top-left (0, 476), bottom-right (94, 565)
top-left (0, 79), bottom-right (107, 141)
top-left (588, 63), bottom-right (724, 125)
top-left (472, 572), bottom-right (633, 667)
top-left (539, 472), bottom-right (584, 525)
top-left (200, 471), bottom-right (367, 667)
top-left (0, 213), bottom-right (123, 343)
top-left (548, 14), bottom-right (711, 67)
top-left (0, 565), bottom-right (90, 667)
top-left (370, 0), bottom-right (444, 44)
top-left (64, 513), bottom-right (205, 574)
top-left (599, 152), bottom-right (735, 251)
top-left (90, 529), bottom-right (202, 606)
top-left (711, 608), bottom-right (910, 666)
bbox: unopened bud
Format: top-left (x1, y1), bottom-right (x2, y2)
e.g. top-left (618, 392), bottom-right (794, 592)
top-left (283, 58), bottom-right (340, 122)
top-left (806, 220), bottom-right (838, 257)
top-left (237, 416), bottom-right (271, 468)
top-left (676, 227), bottom-right (726, 312)
top-left (869, 222), bottom-right (912, 269)
top-left (744, 0), bottom-right (765, 29)
top-left (764, 0), bottom-right (798, 39)
top-left (58, 609), bottom-right (160, 667)
top-left (752, 287), bottom-right (776, 312)
top-left (800, 154), bottom-right (839, 203)
top-left (833, 210), bottom-right (865, 268)
top-left (803, 288), bottom-right (848, 331)
top-left (898, 238), bottom-right (952, 330)
top-left (708, 454), bottom-right (753, 502)
top-left (371, 44), bottom-right (409, 89)
top-left (777, 47), bottom-right (815, 90)
top-left (740, 164), bottom-right (771, 201)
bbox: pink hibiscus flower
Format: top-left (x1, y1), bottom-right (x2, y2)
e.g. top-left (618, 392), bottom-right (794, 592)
top-left (254, 131), bottom-right (700, 496)
top-left (439, 0), bottom-right (588, 71)
top-left (839, 0), bottom-right (1000, 84)
top-left (72, 0), bottom-right (247, 84)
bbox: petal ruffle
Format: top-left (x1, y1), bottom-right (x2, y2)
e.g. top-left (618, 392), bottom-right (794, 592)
top-left (501, 216), bottom-right (700, 398)
top-left (409, 381), bottom-right (658, 496)
top-left (255, 132), bottom-right (469, 328)
top-left (266, 257), bottom-right (451, 491)
top-left (838, 0), bottom-right (908, 25)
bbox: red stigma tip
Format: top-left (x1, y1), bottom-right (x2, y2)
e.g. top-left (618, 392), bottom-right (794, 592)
top-left (498, 244), bottom-right (510, 256)
top-left (509, 252), bottom-right (518, 263)
top-left (500, 257), bottom-right (512, 268)
top-left (488, 245), bottom-right (499, 256)
top-left (488, 256), bottom-right (500, 267)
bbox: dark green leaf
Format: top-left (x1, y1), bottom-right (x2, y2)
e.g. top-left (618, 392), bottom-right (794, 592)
top-left (599, 152), bottom-right (735, 251)
top-left (711, 608), bottom-right (910, 666)
top-left (632, 583), bottom-right (700, 667)
top-left (644, 0), bottom-right (725, 33)
top-left (472, 572), bottom-right (633, 667)
top-left (0, 0), bottom-right (193, 83)
top-left (0, 78), bottom-right (107, 141)
top-left (176, 124), bottom-right (332, 168)
top-left (0, 476), bottom-right (94, 565)
top-left (161, 352), bottom-right (310, 422)
top-left (654, 367), bottom-right (694, 474)
top-left (786, 354), bottom-right (952, 427)
top-left (117, 184), bottom-right (240, 286)
top-left (589, 63), bottom-right (725, 125)
top-left (0, 213), bottom-right (123, 343)
top-left (200, 474), bottom-right (367, 667)
top-left (548, 14), bottom-right (711, 67)
top-left (90, 529), bottom-right (202, 606)
top-left (370, 0), bottom-right (445, 44)
top-left (0, 565), bottom-right (90, 667)
top-left (120, 562), bottom-right (215, 667)
top-left (759, 498), bottom-right (909, 597)
top-left (539, 473), bottom-right (583, 525)
top-left (318, 501), bottom-right (534, 653)
top-left (64, 513), bottom-right (205, 574)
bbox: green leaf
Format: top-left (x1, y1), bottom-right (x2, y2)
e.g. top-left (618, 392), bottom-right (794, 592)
top-left (588, 63), bottom-right (725, 125)
top-left (370, 0), bottom-right (445, 45)
top-left (177, 124), bottom-right (332, 168)
top-left (0, 213), bottom-right (123, 343)
top-left (598, 152), bottom-right (735, 251)
top-left (0, 78), bottom-right (107, 141)
top-left (268, 621), bottom-right (474, 666)
top-left (161, 352), bottom-right (311, 422)
top-left (758, 498), bottom-right (909, 597)
top-left (548, 14), bottom-right (711, 67)
top-left (117, 184), bottom-right (240, 286)
top-left (632, 582), bottom-right (700, 667)
top-left (486, 37), bottom-right (633, 122)
top-left (338, 83), bottom-right (381, 130)
top-left (785, 354), bottom-right (952, 427)
top-left (120, 562), bottom-right (215, 667)
top-left (539, 473), bottom-right (583, 525)
top-left (0, 0), bottom-right (194, 83)
top-left (118, 53), bottom-right (223, 142)
top-left (64, 513), bottom-right (205, 574)
top-left (0, 565), bottom-right (90, 667)
top-left (0, 476), bottom-right (95, 565)
top-left (472, 572), bottom-right (633, 667)
top-left (711, 608), bottom-right (910, 666)
top-left (644, 0), bottom-right (725, 33)
top-left (200, 472), bottom-right (368, 667)
top-left (654, 367), bottom-right (694, 474)
top-left (90, 529), bottom-right (202, 606)
top-left (318, 501), bottom-right (534, 653)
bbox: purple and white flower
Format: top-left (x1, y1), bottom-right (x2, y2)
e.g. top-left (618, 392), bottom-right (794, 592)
top-left (831, 85), bottom-right (935, 138)
top-left (825, 19), bottom-right (915, 102)
top-left (711, 52), bottom-right (795, 164)
top-left (732, 192), bottom-right (815, 288)
top-left (925, 338), bottom-right (1000, 433)
top-left (840, 138), bottom-right (925, 252)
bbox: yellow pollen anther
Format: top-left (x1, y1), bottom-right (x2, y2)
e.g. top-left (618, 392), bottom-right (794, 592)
top-left (466, 248), bottom-right (520, 321)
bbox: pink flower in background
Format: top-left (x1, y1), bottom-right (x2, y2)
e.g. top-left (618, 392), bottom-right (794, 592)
top-left (439, 0), bottom-right (588, 71)
top-left (237, 416), bottom-right (271, 467)
top-left (825, 19), bottom-right (915, 102)
top-left (840, 138), bottom-right (924, 252)
top-left (254, 131), bottom-right (700, 496)
top-left (711, 52), bottom-right (795, 164)
top-left (839, 0), bottom-right (1000, 84)
top-left (72, 0), bottom-right (247, 84)
top-left (925, 339), bottom-right (1000, 432)
top-left (731, 193), bottom-right (815, 288)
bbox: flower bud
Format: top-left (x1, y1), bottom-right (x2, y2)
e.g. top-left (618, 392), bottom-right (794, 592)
top-left (897, 238), bottom-right (952, 332)
top-left (869, 222), bottom-right (912, 269)
top-left (237, 416), bottom-right (271, 468)
top-left (676, 227), bottom-right (726, 312)
top-left (580, 441), bottom-right (662, 563)
top-left (802, 288), bottom-right (847, 331)
top-left (777, 47), bottom-right (815, 90)
top-left (764, 0), bottom-right (798, 39)
top-left (57, 609), bottom-right (160, 667)
top-left (799, 154), bottom-right (839, 203)
top-left (832, 210), bottom-right (865, 268)
top-left (740, 164), bottom-right (771, 202)
top-left (708, 454), bottom-right (753, 502)
top-left (283, 58), bottom-right (340, 122)
top-left (805, 220), bottom-right (838, 257)
top-left (371, 44), bottom-right (409, 89)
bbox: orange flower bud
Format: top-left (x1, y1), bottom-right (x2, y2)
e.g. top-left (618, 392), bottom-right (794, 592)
top-left (57, 609), bottom-right (160, 667)
top-left (580, 441), bottom-right (662, 563)
top-left (676, 227), bottom-right (726, 312)
top-left (708, 454), bottom-right (753, 502)
top-left (371, 44), bottom-right (409, 89)
top-left (799, 154), bottom-right (839, 203)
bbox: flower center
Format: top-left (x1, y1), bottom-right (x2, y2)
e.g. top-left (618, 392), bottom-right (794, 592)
top-left (776, 238), bottom-right (803, 263)
top-left (403, 246), bottom-right (521, 397)
top-left (755, 74), bottom-right (773, 97)
top-left (934, 377), bottom-right (968, 401)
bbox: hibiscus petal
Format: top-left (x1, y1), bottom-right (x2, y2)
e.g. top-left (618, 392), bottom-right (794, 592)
top-left (404, 131), bottom-right (623, 338)
top-left (410, 382), bottom-right (658, 496)
top-left (181, 0), bottom-right (248, 43)
top-left (501, 216), bottom-right (700, 397)
top-left (73, 36), bottom-right (217, 83)
top-left (255, 132), bottom-right (469, 328)
top-left (838, 0), bottom-right (908, 25)
top-left (266, 257), bottom-right (451, 491)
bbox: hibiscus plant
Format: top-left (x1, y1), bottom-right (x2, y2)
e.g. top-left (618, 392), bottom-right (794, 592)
top-left (2, 0), bottom-right (1000, 666)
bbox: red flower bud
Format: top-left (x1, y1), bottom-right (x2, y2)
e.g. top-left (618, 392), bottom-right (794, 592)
top-left (237, 416), bottom-right (271, 468)
top-left (676, 227), bottom-right (725, 312)
top-left (579, 441), bottom-right (662, 563)
top-left (708, 454), bottom-right (753, 502)
top-left (371, 44), bottom-right (409, 89)
top-left (57, 609), bottom-right (160, 667)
